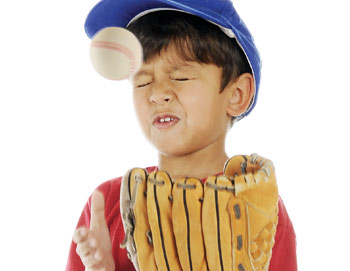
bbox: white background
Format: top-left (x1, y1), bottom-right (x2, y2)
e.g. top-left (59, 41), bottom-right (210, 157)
top-left (0, 0), bottom-right (349, 270)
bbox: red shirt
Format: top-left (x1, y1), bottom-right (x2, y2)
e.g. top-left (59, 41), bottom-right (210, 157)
top-left (66, 170), bottom-right (297, 271)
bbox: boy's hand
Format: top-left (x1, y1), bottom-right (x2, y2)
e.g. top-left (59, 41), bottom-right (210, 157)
top-left (73, 191), bottom-right (115, 271)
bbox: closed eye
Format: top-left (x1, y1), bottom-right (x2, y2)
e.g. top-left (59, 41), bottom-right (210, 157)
top-left (135, 82), bottom-right (152, 88)
top-left (172, 78), bottom-right (190, 81)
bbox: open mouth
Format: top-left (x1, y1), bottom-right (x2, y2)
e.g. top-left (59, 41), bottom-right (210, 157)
top-left (153, 115), bottom-right (180, 129)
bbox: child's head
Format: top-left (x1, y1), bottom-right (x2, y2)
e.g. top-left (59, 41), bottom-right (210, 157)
top-left (85, 0), bottom-right (262, 121)
top-left (85, 0), bottom-right (261, 157)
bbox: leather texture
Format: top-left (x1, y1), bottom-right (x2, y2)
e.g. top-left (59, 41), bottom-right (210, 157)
top-left (120, 154), bottom-right (278, 271)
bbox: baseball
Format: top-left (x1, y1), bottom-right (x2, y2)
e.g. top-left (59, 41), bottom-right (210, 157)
top-left (90, 27), bottom-right (143, 80)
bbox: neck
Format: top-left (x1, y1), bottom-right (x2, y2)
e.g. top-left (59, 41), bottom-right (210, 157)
top-left (157, 139), bottom-right (229, 180)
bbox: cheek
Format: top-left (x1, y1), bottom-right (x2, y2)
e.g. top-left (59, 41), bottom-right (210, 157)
top-left (183, 93), bottom-right (226, 128)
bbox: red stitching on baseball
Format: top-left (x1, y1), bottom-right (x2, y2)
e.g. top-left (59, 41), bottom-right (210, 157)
top-left (92, 41), bottom-right (137, 72)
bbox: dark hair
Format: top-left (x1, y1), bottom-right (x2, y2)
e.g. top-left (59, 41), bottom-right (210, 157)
top-left (127, 10), bottom-right (252, 92)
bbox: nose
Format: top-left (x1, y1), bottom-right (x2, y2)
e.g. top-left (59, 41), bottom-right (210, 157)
top-left (149, 82), bottom-right (174, 105)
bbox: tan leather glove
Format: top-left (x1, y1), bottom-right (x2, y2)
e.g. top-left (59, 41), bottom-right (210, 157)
top-left (120, 154), bottom-right (278, 271)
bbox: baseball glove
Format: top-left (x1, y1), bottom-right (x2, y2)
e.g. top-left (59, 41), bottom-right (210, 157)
top-left (120, 154), bottom-right (278, 271)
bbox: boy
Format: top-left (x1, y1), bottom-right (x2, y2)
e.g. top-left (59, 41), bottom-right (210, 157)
top-left (67, 0), bottom-right (297, 270)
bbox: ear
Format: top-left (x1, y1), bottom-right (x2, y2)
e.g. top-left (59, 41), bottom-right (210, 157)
top-left (226, 73), bottom-right (255, 117)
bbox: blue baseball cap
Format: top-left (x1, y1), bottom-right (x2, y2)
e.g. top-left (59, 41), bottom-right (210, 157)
top-left (85, 0), bottom-right (261, 120)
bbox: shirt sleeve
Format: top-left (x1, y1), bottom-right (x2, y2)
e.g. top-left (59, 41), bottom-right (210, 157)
top-left (65, 179), bottom-right (116, 271)
top-left (65, 194), bottom-right (92, 271)
top-left (269, 197), bottom-right (298, 271)
top-left (65, 176), bottom-right (135, 271)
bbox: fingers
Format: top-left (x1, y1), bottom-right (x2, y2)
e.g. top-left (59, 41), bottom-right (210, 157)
top-left (76, 236), bottom-right (96, 257)
top-left (73, 190), bottom-right (115, 271)
top-left (90, 190), bottom-right (107, 230)
top-left (76, 237), bottom-right (103, 268)
top-left (81, 248), bottom-right (103, 268)
top-left (73, 227), bottom-right (101, 268)
top-left (86, 266), bottom-right (107, 271)
top-left (73, 227), bottom-right (88, 244)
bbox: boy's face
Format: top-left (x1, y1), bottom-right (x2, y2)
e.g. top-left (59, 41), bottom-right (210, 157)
top-left (131, 45), bottom-right (233, 157)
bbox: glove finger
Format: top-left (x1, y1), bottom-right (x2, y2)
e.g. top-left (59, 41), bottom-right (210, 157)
top-left (227, 197), bottom-right (249, 271)
top-left (147, 171), bottom-right (181, 271)
top-left (132, 168), bottom-right (157, 271)
top-left (203, 176), bottom-right (234, 271)
top-left (120, 168), bottom-right (156, 271)
top-left (172, 177), bottom-right (207, 271)
top-left (223, 154), bottom-right (249, 179)
top-left (225, 154), bottom-right (279, 271)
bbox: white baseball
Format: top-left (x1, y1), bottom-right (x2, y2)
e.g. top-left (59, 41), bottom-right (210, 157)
top-left (90, 27), bottom-right (143, 80)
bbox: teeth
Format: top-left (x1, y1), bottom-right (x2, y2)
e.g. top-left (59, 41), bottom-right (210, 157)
top-left (159, 117), bottom-right (174, 123)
